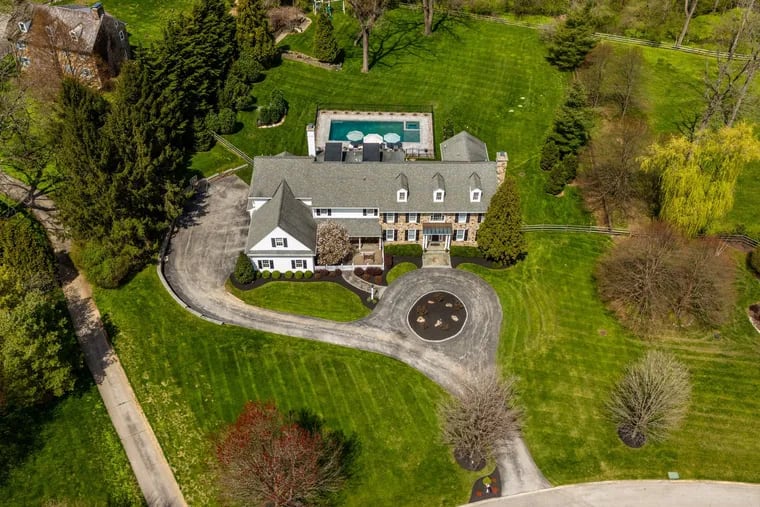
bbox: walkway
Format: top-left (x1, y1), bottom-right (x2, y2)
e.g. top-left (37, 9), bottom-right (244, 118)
top-left (0, 172), bottom-right (186, 507)
top-left (470, 480), bottom-right (760, 507)
top-left (162, 174), bottom-right (550, 495)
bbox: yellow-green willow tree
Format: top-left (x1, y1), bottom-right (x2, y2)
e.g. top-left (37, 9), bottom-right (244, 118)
top-left (640, 123), bottom-right (760, 237)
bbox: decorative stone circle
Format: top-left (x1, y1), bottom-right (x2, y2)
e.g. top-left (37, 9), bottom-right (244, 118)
top-left (408, 291), bottom-right (467, 341)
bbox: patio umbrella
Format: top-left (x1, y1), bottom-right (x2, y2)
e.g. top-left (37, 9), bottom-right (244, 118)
top-left (383, 132), bottom-right (401, 143)
top-left (363, 133), bottom-right (383, 144)
top-left (346, 130), bottom-right (364, 141)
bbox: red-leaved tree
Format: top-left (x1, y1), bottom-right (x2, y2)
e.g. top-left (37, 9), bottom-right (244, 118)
top-left (216, 401), bottom-right (349, 506)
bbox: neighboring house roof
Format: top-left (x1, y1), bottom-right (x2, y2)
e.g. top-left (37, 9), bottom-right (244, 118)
top-left (247, 179), bottom-right (317, 253)
top-left (249, 157), bottom-right (498, 213)
top-left (440, 131), bottom-right (489, 162)
top-left (316, 218), bottom-right (381, 238)
top-left (6, 2), bottom-right (125, 56)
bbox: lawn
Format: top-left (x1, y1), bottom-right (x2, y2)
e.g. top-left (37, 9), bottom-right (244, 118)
top-left (94, 0), bottom-right (198, 42)
top-left (189, 144), bottom-right (245, 178)
top-left (0, 384), bottom-right (142, 506)
top-left (386, 262), bottom-right (418, 284)
top-left (461, 232), bottom-right (760, 484)
top-left (226, 279), bottom-right (371, 321)
top-left (94, 269), bottom-right (478, 506)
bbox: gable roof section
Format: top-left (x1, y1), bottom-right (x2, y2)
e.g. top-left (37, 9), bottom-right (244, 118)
top-left (440, 131), bottom-right (489, 162)
top-left (249, 157), bottom-right (499, 213)
top-left (469, 172), bottom-right (482, 190)
top-left (247, 180), bottom-right (317, 253)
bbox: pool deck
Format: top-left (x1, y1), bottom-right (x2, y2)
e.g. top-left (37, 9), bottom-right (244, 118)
top-left (316, 110), bottom-right (435, 158)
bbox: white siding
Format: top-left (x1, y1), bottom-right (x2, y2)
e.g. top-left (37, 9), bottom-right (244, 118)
top-left (248, 256), bottom-right (314, 273)
top-left (312, 207), bottom-right (378, 219)
top-left (250, 226), bottom-right (311, 253)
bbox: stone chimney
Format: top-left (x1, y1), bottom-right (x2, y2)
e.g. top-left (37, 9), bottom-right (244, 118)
top-left (496, 151), bottom-right (508, 185)
top-left (306, 123), bottom-right (316, 158)
top-left (91, 2), bottom-right (105, 19)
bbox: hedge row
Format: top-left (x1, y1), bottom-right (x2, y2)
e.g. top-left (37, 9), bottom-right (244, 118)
top-left (384, 244), bottom-right (423, 257)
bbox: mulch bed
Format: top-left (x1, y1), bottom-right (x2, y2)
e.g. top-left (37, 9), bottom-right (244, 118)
top-left (618, 425), bottom-right (647, 448)
top-left (229, 271), bottom-right (378, 310)
top-left (451, 256), bottom-right (503, 269)
top-left (469, 467), bottom-right (502, 502)
top-left (408, 291), bottom-right (466, 341)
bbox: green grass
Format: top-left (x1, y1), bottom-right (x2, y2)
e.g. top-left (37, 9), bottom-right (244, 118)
top-left (94, 269), bottom-right (478, 505)
top-left (227, 279), bottom-right (370, 321)
top-left (461, 232), bottom-right (760, 484)
top-left (0, 385), bottom-right (143, 505)
top-left (95, 0), bottom-right (198, 43)
top-left (386, 262), bottom-right (418, 284)
top-left (711, 160), bottom-right (760, 238)
top-left (189, 144), bottom-right (245, 178)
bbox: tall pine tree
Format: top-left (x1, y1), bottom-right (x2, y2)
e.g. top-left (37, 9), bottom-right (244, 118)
top-left (236, 0), bottom-right (277, 67)
top-left (477, 176), bottom-right (526, 266)
top-left (314, 11), bottom-right (340, 63)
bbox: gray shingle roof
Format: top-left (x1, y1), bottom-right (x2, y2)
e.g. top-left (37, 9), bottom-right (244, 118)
top-left (395, 172), bottom-right (408, 191)
top-left (315, 218), bottom-right (381, 238)
top-left (469, 172), bottom-right (481, 190)
top-left (247, 180), bottom-right (317, 253)
top-left (249, 157), bottom-right (498, 214)
top-left (440, 131), bottom-right (489, 162)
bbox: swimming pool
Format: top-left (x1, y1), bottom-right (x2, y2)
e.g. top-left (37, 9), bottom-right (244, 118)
top-left (328, 119), bottom-right (421, 143)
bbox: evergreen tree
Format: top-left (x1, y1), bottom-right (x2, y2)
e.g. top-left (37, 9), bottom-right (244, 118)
top-left (540, 140), bottom-right (559, 171)
top-left (314, 11), bottom-right (340, 63)
top-left (477, 177), bottom-right (526, 265)
top-left (236, 0), bottom-right (277, 67)
top-left (548, 83), bottom-right (592, 156)
top-left (545, 6), bottom-right (597, 71)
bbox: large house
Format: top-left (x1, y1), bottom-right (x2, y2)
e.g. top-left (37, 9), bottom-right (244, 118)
top-left (246, 129), bottom-right (507, 272)
top-left (5, 2), bottom-right (129, 88)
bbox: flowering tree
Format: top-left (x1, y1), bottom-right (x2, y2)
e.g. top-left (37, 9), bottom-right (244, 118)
top-left (316, 220), bottom-right (352, 265)
top-left (216, 401), bottom-right (350, 506)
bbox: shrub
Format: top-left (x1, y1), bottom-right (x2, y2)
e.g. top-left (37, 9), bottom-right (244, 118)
top-left (374, 275), bottom-right (383, 284)
top-left (258, 107), bottom-right (273, 126)
top-left (607, 351), bottom-right (691, 447)
top-left (234, 252), bottom-right (256, 284)
top-left (314, 272), bottom-right (322, 280)
top-left (540, 140), bottom-right (560, 171)
top-left (272, 270), bottom-right (281, 279)
top-left (294, 271), bottom-right (303, 279)
top-left (750, 246), bottom-right (760, 275)
top-left (304, 270), bottom-right (313, 279)
top-left (366, 267), bottom-right (383, 276)
top-left (73, 240), bottom-right (133, 289)
top-left (262, 270), bottom-right (271, 279)
top-left (284, 270), bottom-right (293, 279)
top-left (354, 267), bottom-right (365, 276)
top-left (217, 108), bottom-right (238, 134)
top-left (545, 162), bottom-right (568, 195)
top-left (235, 48), bottom-right (263, 83)
top-left (450, 245), bottom-right (483, 258)
top-left (313, 11), bottom-right (340, 63)
top-left (384, 243), bottom-right (423, 257)
top-left (362, 273), bottom-right (371, 281)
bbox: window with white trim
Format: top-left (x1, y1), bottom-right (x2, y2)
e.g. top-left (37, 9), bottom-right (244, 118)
top-left (363, 208), bottom-right (378, 217)
top-left (291, 259), bottom-right (306, 269)
top-left (457, 213), bottom-right (468, 224)
top-left (15, 41), bottom-right (27, 50)
top-left (385, 229), bottom-right (395, 241)
top-left (407, 229), bottom-right (417, 241)
top-left (18, 21), bottom-right (29, 33)
top-left (271, 237), bottom-right (288, 248)
top-left (471, 190), bottom-right (482, 202)
top-left (408, 212), bottom-right (418, 223)
top-left (430, 213), bottom-right (444, 222)
top-left (455, 229), bottom-right (466, 241)
top-left (258, 259), bottom-right (273, 269)
top-left (315, 208), bottom-right (331, 217)
top-left (385, 212), bottom-right (395, 224)
top-left (19, 56), bottom-right (30, 67)
top-left (397, 189), bottom-right (407, 202)
top-left (119, 30), bottom-right (125, 41)
top-left (434, 190), bottom-right (444, 202)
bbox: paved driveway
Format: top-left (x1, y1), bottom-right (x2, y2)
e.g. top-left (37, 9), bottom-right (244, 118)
top-left (163, 174), bottom-right (549, 495)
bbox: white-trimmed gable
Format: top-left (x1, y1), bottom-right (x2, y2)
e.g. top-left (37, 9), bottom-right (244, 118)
top-left (250, 226), bottom-right (312, 253)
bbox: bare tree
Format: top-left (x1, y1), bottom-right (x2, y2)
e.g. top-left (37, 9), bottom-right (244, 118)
top-left (578, 117), bottom-right (650, 227)
top-left (578, 43), bottom-right (614, 108)
top-left (316, 220), bottom-right (352, 265)
top-left (607, 350), bottom-right (691, 447)
top-left (215, 401), bottom-right (350, 507)
top-left (347, 0), bottom-right (387, 73)
top-left (422, 0), bottom-right (434, 36)
top-left (607, 46), bottom-right (644, 118)
top-left (595, 222), bottom-right (737, 334)
top-left (439, 370), bottom-right (522, 471)
top-left (675, 0), bottom-right (700, 47)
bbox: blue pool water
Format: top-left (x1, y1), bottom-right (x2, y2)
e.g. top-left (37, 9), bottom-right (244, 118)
top-left (328, 119), bottom-right (421, 143)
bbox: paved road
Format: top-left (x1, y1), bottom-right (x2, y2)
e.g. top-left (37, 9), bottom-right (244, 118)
top-left (0, 172), bottom-right (186, 507)
top-left (471, 480), bottom-right (760, 507)
top-left (163, 175), bottom-right (551, 495)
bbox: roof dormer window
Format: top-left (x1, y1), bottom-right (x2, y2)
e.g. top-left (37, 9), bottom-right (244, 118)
top-left (18, 21), bottom-right (30, 33)
top-left (396, 172), bottom-right (409, 203)
top-left (471, 190), bottom-right (481, 202)
top-left (432, 172), bottom-right (445, 203)
top-left (434, 190), bottom-right (444, 202)
top-left (469, 172), bottom-right (482, 202)
top-left (397, 189), bottom-right (407, 202)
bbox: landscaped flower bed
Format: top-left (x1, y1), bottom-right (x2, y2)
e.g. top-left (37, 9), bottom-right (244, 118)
top-left (408, 291), bottom-right (466, 341)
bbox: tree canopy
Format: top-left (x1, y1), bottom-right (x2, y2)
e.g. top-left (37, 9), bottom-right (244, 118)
top-left (640, 123), bottom-right (760, 237)
top-left (477, 176), bottom-right (526, 265)
top-left (545, 7), bottom-right (597, 71)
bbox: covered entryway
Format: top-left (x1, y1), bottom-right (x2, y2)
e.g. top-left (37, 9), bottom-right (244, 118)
top-left (422, 223), bottom-right (452, 250)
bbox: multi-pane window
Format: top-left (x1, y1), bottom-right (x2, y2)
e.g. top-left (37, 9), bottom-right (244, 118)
top-left (471, 190), bottom-right (482, 202)
top-left (430, 213), bottom-right (444, 222)
top-left (407, 229), bottom-right (417, 241)
top-left (385, 213), bottom-right (396, 224)
top-left (408, 213), bottom-right (418, 223)
top-left (258, 259), bottom-right (273, 269)
top-left (397, 190), bottom-right (407, 202)
top-left (291, 259), bottom-right (306, 269)
top-left (315, 208), bottom-right (331, 217)
top-left (455, 229), bottom-right (466, 241)
top-left (271, 237), bottom-right (287, 248)
top-left (457, 213), bottom-right (468, 223)
top-left (385, 229), bottom-right (395, 241)
top-left (434, 190), bottom-right (444, 202)
top-left (363, 208), bottom-right (378, 217)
